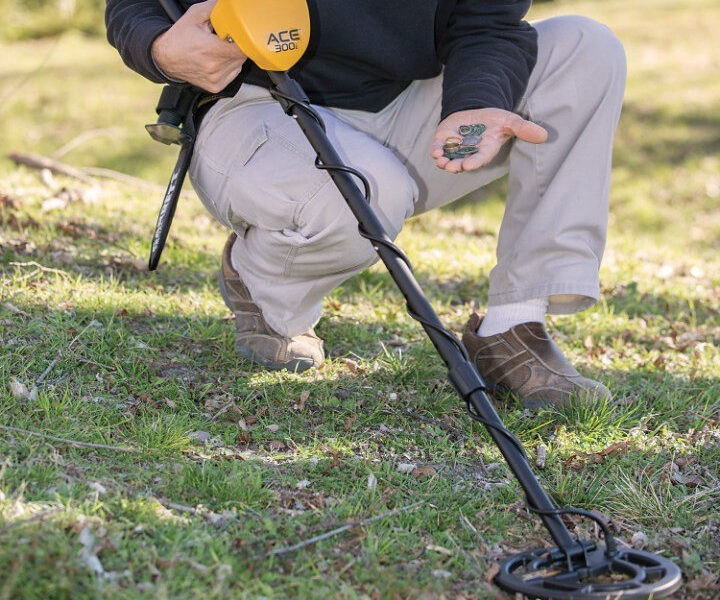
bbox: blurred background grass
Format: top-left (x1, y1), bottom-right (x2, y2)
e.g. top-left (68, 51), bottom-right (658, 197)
top-left (3, 0), bottom-right (105, 40)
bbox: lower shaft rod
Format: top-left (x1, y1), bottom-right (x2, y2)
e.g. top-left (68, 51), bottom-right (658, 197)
top-left (267, 70), bottom-right (579, 553)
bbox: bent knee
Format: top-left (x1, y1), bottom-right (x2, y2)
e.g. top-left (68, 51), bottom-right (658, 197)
top-left (541, 15), bottom-right (626, 80)
top-left (328, 149), bottom-right (417, 242)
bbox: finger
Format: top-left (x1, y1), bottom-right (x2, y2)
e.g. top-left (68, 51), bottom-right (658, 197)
top-left (219, 39), bottom-right (247, 59)
top-left (443, 159), bottom-right (464, 174)
top-left (506, 115), bottom-right (548, 144)
top-left (434, 154), bottom-right (464, 173)
top-left (219, 65), bottom-right (245, 89)
top-left (434, 155), bottom-right (450, 169)
top-left (209, 33), bottom-right (246, 58)
top-left (431, 126), bottom-right (460, 157)
top-left (189, 0), bottom-right (219, 21)
top-left (460, 142), bottom-right (502, 171)
top-left (431, 146), bottom-right (446, 159)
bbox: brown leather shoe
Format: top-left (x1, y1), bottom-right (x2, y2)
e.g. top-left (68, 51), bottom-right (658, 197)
top-left (219, 233), bottom-right (324, 372)
top-left (461, 313), bottom-right (610, 409)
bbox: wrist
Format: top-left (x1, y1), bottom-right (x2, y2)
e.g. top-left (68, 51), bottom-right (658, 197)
top-left (151, 31), bottom-right (179, 81)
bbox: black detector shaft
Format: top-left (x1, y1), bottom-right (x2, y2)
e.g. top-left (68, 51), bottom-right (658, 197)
top-left (146, 0), bottom-right (201, 271)
top-left (268, 71), bottom-right (579, 552)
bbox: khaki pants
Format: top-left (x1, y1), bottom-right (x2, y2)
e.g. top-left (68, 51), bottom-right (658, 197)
top-left (189, 16), bottom-right (626, 337)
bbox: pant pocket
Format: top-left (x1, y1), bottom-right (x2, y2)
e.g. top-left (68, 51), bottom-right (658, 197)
top-left (221, 119), bottom-right (327, 233)
top-left (190, 121), bottom-right (271, 233)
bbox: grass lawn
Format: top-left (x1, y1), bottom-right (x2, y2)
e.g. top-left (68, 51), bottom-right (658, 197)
top-left (1, 0), bottom-right (719, 598)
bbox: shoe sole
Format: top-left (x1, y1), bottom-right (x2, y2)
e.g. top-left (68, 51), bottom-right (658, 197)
top-left (492, 381), bottom-right (609, 410)
top-left (218, 269), bottom-right (316, 373)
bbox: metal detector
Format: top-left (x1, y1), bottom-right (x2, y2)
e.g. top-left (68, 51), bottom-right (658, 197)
top-left (148, 1), bottom-right (683, 597)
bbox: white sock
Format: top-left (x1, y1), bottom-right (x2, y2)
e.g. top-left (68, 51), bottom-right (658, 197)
top-left (477, 298), bottom-right (548, 337)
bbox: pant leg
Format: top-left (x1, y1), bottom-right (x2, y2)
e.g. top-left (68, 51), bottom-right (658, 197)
top-left (189, 85), bottom-right (417, 337)
top-left (492, 16), bottom-right (626, 314)
top-left (378, 16), bottom-right (626, 315)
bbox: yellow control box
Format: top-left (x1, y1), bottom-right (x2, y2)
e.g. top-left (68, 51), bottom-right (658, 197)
top-left (210, 0), bottom-right (311, 72)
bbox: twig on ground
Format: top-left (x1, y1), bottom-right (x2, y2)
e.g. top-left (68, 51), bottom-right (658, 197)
top-left (384, 407), bottom-right (470, 441)
top-left (9, 261), bottom-right (71, 279)
top-left (209, 401), bottom-right (235, 421)
top-left (6, 151), bottom-right (195, 199)
top-left (155, 498), bottom-right (240, 528)
top-left (264, 500), bottom-right (425, 558)
top-left (156, 499), bottom-right (204, 516)
top-left (52, 128), bottom-right (123, 159)
top-left (0, 508), bottom-right (63, 534)
top-left (7, 151), bottom-right (95, 184)
top-left (0, 425), bottom-right (140, 454)
top-left (36, 319), bottom-right (97, 385)
top-left (75, 357), bottom-right (116, 371)
top-left (81, 167), bottom-right (162, 193)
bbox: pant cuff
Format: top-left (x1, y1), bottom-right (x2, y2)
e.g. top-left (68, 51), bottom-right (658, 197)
top-left (488, 281), bottom-right (600, 315)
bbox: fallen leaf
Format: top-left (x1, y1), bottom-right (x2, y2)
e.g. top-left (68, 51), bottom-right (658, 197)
top-left (215, 564), bottom-right (232, 584)
top-left (367, 472), bottom-right (377, 491)
top-left (188, 559), bottom-right (209, 573)
top-left (685, 569), bottom-right (719, 595)
top-left (8, 377), bottom-right (37, 401)
top-left (599, 442), bottom-right (629, 457)
top-left (536, 444), bottom-right (547, 469)
top-left (205, 397), bottom-right (225, 411)
top-left (631, 531), bottom-right (648, 549)
top-left (413, 465), bottom-right (438, 479)
top-left (89, 482), bottom-right (107, 496)
top-left (81, 396), bottom-right (103, 403)
top-left (0, 192), bottom-right (20, 210)
top-left (3, 303), bottom-right (29, 317)
top-left (397, 463), bottom-right (417, 474)
top-left (41, 196), bottom-right (68, 212)
top-left (657, 264), bottom-right (674, 279)
top-left (268, 440), bottom-right (286, 451)
top-left (383, 334), bottom-right (408, 347)
top-left (293, 390), bottom-right (310, 411)
top-left (266, 424), bottom-right (280, 433)
top-left (342, 358), bottom-right (359, 373)
top-left (79, 527), bottom-right (104, 576)
top-left (426, 544), bottom-right (453, 556)
top-left (156, 557), bottom-right (176, 569)
top-left (689, 266), bottom-right (705, 279)
top-left (484, 562), bottom-right (500, 583)
top-left (82, 186), bottom-right (103, 204)
top-left (295, 479), bottom-right (310, 489)
top-left (188, 431), bottom-right (211, 443)
top-left (40, 168), bottom-right (56, 188)
top-left (108, 256), bottom-right (147, 271)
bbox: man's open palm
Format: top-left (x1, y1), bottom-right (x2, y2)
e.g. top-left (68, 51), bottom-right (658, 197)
top-left (431, 108), bottom-right (548, 173)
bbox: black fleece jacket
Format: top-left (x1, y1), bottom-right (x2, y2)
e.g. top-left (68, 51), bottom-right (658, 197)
top-left (105, 0), bottom-right (537, 119)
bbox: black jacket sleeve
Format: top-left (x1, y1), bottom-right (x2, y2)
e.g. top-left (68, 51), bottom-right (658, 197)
top-left (105, 0), bottom-right (175, 83)
top-left (438, 0), bottom-right (537, 119)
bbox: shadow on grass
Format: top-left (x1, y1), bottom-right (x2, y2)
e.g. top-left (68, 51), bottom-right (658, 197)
top-left (3, 300), bottom-right (718, 595)
top-left (615, 101), bottom-right (720, 173)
